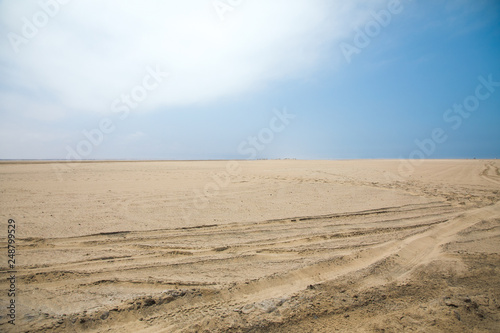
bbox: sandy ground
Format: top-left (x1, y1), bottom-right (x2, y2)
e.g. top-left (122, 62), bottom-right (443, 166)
top-left (0, 159), bottom-right (499, 332)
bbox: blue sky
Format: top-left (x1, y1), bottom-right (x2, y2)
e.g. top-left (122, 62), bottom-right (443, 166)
top-left (0, 0), bottom-right (499, 160)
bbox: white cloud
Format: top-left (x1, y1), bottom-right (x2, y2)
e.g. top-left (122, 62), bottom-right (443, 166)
top-left (0, 90), bottom-right (67, 122)
top-left (0, 0), bottom-right (387, 118)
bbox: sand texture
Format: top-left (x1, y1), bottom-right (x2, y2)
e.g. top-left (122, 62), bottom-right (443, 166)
top-left (1, 160), bottom-right (499, 332)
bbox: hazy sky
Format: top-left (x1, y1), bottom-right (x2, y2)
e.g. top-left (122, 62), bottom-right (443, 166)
top-left (1, 0), bottom-right (499, 160)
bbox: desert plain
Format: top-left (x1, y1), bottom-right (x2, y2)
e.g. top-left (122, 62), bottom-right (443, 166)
top-left (0, 159), bottom-right (499, 332)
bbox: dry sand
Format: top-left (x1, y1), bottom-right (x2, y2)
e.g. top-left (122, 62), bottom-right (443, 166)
top-left (0, 159), bottom-right (499, 332)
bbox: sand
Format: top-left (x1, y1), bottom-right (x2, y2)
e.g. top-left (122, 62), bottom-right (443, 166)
top-left (0, 159), bottom-right (499, 332)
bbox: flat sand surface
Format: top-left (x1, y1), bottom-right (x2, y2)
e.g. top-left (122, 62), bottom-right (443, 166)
top-left (1, 160), bottom-right (499, 332)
